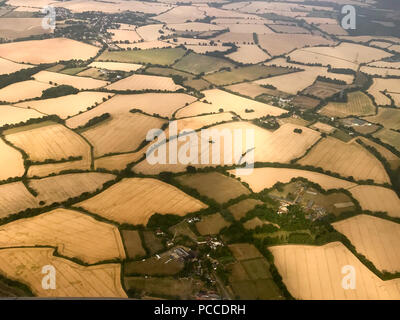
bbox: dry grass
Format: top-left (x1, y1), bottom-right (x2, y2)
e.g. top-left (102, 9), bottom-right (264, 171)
top-left (0, 182), bottom-right (39, 218)
top-left (176, 172), bottom-right (251, 204)
top-left (77, 178), bottom-right (207, 225)
top-left (298, 137), bottom-right (390, 184)
top-left (333, 215), bottom-right (400, 272)
top-left (0, 38), bottom-right (100, 64)
top-left (0, 208), bottom-right (125, 264)
top-left (230, 167), bottom-right (356, 193)
top-left (270, 242), bottom-right (400, 300)
top-left (0, 138), bottom-right (25, 181)
top-left (0, 247), bottom-right (127, 297)
top-left (15, 92), bottom-right (112, 119)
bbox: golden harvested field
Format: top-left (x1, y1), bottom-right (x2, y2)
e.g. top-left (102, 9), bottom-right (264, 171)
top-left (254, 66), bottom-right (353, 95)
top-left (0, 138), bottom-right (25, 181)
top-left (310, 122), bottom-right (336, 134)
top-left (222, 23), bottom-right (274, 34)
top-left (364, 108), bottom-right (400, 130)
top-left (270, 24), bottom-right (310, 34)
top-left (288, 43), bottom-right (392, 70)
top-left (5, 122), bottom-right (91, 163)
top-left (26, 159), bottom-right (91, 178)
top-left (0, 57), bottom-right (32, 75)
top-left (66, 93), bottom-right (196, 128)
top-left (368, 78), bottom-right (400, 106)
top-left (230, 167), bottom-right (356, 193)
top-left (0, 208), bottom-right (125, 264)
top-left (333, 215), bottom-right (400, 272)
top-left (195, 213), bottom-right (231, 235)
top-left (171, 113), bottom-right (235, 135)
top-left (298, 137), bottom-right (390, 184)
top-left (133, 122), bottom-right (320, 174)
top-left (107, 29), bottom-right (142, 43)
top-left (257, 33), bottom-right (334, 57)
top-left (0, 38), bottom-right (100, 64)
top-left (81, 113), bottom-right (166, 157)
top-left (0, 17), bottom-right (52, 40)
top-left (0, 80), bottom-right (52, 103)
top-left (360, 66), bottom-right (400, 77)
top-left (225, 82), bottom-right (277, 99)
top-left (358, 137), bottom-right (400, 170)
top-left (33, 71), bottom-right (108, 90)
top-left (176, 89), bottom-right (286, 120)
top-left (136, 24), bottom-right (173, 41)
top-left (105, 74), bottom-right (183, 91)
top-left (368, 60), bottom-right (400, 69)
top-left (228, 198), bottom-right (264, 221)
top-left (176, 172), bottom-right (251, 204)
top-left (77, 178), bottom-right (207, 225)
top-left (15, 92), bottom-right (112, 119)
top-left (0, 247), bottom-right (127, 297)
top-left (88, 61), bottom-right (143, 72)
top-left (94, 151), bottom-right (144, 172)
top-left (319, 92), bottom-right (376, 118)
top-left (270, 242), bottom-right (400, 300)
top-left (155, 5), bottom-right (206, 23)
top-left (0, 182), bottom-right (39, 218)
top-left (374, 128), bottom-right (400, 152)
top-left (29, 172), bottom-right (116, 204)
top-left (0, 105), bottom-right (44, 126)
top-left (348, 185), bottom-right (400, 217)
top-left (213, 32), bottom-right (255, 45)
top-left (226, 45), bottom-right (271, 64)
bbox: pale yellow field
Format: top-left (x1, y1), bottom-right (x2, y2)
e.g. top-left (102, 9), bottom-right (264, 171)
top-left (270, 242), bottom-right (400, 300)
top-left (105, 74), bottom-right (183, 91)
top-left (29, 172), bottom-right (116, 204)
top-left (155, 5), bottom-right (206, 23)
top-left (230, 167), bottom-right (356, 193)
top-left (0, 57), bottom-right (33, 75)
top-left (333, 215), bottom-right (400, 272)
top-left (0, 17), bottom-right (52, 40)
top-left (0, 247), bottom-right (127, 297)
top-left (136, 24), bottom-right (173, 41)
top-left (81, 113), bottom-right (166, 157)
top-left (258, 33), bottom-right (334, 56)
top-left (0, 208), bottom-right (125, 264)
top-left (227, 45), bottom-right (270, 64)
top-left (0, 38), bottom-right (100, 64)
top-left (77, 178), bottom-right (207, 225)
top-left (0, 105), bottom-right (44, 126)
top-left (348, 185), bottom-right (400, 218)
top-left (95, 151), bottom-right (144, 171)
top-left (107, 29), bottom-right (142, 43)
top-left (176, 89), bottom-right (286, 120)
top-left (33, 71), bottom-right (108, 90)
top-left (0, 138), bottom-right (25, 181)
top-left (222, 23), bottom-right (274, 34)
top-left (167, 22), bottom-right (225, 32)
top-left (298, 137), bottom-right (390, 184)
top-left (27, 159), bottom-right (91, 178)
top-left (254, 66), bottom-right (353, 95)
top-left (225, 82), bottom-right (273, 99)
top-left (5, 122), bottom-right (91, 163)
top-left (0, 182), bottom-right (39, 218)
top-left (363, 107), bottom-right (400, 130)
top-left (88, 61), bottom-right (143, 72)
top-left (15, 92), bottom-right (112, 119)
top-left (360, 66), bottom-right (400, 77)
top-left (358, 137), bottom-right (400, 170)
top-left (0, 80), bottom-right (53, 103)
top-left (310, 122), bottom-right (336, 134)
top-left (288, 43), bottom-right (392, 70)
top-left (367, 78), bottom-right (400, 106)
top-left (369, 41), bottom-right (393, 49)
top-left (171, 113), bottom-right (235, 136)
top-left (66, 93), bottom-right (196, 128)
top-left (133, 122), bottom-right (320, 174)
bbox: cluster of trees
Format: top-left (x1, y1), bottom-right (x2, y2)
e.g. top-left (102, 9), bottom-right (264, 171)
top-left (75, 113), bottom-right (110, 131)
top-left (41, 85), bottom-right (79, 99)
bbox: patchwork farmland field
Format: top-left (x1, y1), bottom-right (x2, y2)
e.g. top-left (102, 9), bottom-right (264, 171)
top-left (0, 105), bottom-right (44, 126)
top-left (0, 80), bottom-right (53, 103)
top-left (105, 74), bottom-right (183, 92)
top-left (333, 215), bottom-right (400, 272)
top-left (195, 213), bottom-right (231, 235)
top-left (32, 71), bottom-right (108, 90)
top-left (0, 182), bottom-right (39, 218)
top-left (173, 52), bottom-right (235, 75)
top-left (373, 128), bottom-right (400, 152)
top-left (297, 137), bottom-right (390, 184)
top-left (77, 178), bottom-right (207, 225)
top-left (364, 108), bottom-right (400, 130)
